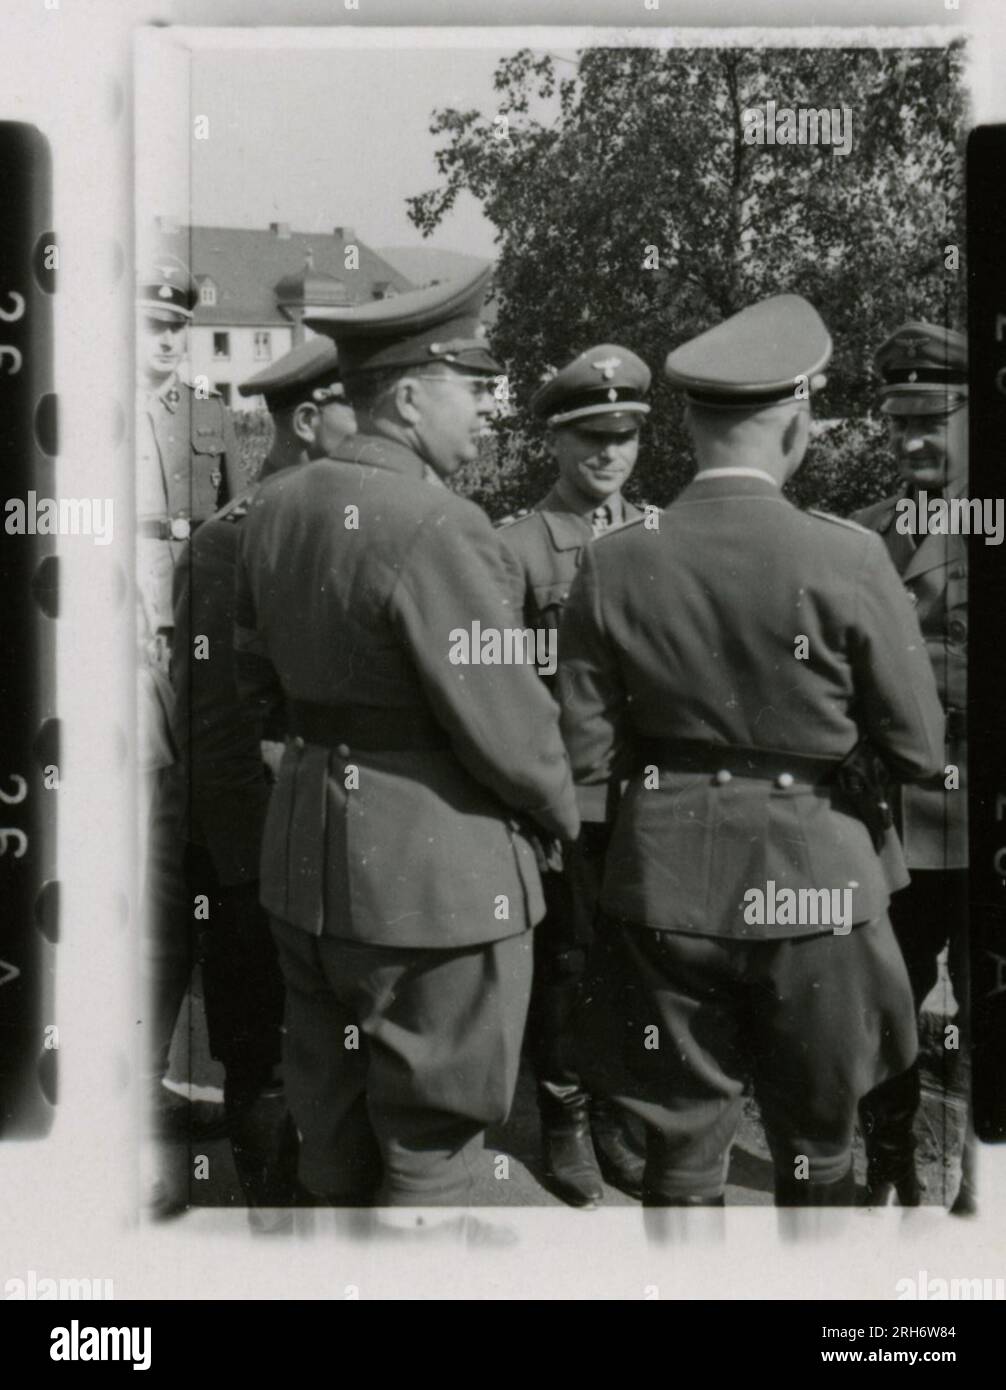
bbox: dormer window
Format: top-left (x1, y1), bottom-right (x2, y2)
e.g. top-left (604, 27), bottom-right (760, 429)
top-left (199, 281), bottom-right (217, 307)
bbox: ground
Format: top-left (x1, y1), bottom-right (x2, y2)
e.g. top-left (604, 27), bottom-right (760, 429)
top-left (156, 966), bottom-right (968, 1215)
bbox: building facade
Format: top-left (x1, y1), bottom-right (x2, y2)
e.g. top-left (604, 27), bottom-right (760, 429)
top-left (156, 220), bottom-right (414, 409)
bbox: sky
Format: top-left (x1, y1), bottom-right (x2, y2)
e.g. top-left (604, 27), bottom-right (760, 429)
top-left (182, 45), bottom-right (541, 258)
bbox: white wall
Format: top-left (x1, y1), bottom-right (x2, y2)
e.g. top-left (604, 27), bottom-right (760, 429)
top-left (190, 323), bottom-right (295, 409)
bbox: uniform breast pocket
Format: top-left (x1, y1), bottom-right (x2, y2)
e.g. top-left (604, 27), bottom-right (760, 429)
top-left (530, 582), bottom-right (569, 629)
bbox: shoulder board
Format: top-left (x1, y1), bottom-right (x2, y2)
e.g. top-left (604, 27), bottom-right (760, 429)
top-left (495, 509), bottom-right (532, 529)
top-left (808, 508), bottom-right (872, 535)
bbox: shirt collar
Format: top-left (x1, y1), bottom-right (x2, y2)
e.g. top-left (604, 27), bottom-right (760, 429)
top-left (694, 467), bottom-right (780, 488)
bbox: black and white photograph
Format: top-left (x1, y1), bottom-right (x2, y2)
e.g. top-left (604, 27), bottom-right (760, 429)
top-left (4, 0), bottom-right (1006, 1328)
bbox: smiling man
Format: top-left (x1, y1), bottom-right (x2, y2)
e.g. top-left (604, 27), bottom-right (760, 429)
top-left (854, 323), bottom-right (973, 1213)
top-left (497, 344), bottom-right (650, 1208)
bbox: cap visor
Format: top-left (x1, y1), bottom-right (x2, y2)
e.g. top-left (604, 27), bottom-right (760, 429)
top-left (548, 403), bottom-right (650, 429)
top-left (140, 302), bottom-right (192, 325)
top-left (880, 392), bottom-right (966, 417)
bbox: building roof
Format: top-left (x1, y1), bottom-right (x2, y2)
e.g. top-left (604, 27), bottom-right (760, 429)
top-left (158, 223), bottom-right (414, 328)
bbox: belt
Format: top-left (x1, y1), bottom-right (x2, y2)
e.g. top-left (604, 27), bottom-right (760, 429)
top-left (139, 518), bottom-right (202, 541)
top-left (637, 738), bottom-right (841, 787)
top-left (287, 701), bottom-right (451, 753)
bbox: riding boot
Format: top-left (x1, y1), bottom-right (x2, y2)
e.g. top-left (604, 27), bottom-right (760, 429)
top-left (775, 1164), bottom-right (857, 1207)
top-left (859, 1064), bottom-right (922, 1206)
top-left (950, 1129), bottom-right (978, 1216)
top-left (539, 1086), bottom-right (604, 1209)
top-left (226, 1078), bottom-right (300, 1213)
top-left (591, 1097), bottom-right (645, 1199)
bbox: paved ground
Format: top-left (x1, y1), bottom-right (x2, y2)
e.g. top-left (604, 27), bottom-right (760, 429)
top-left (156, 968), bottom-right (968, 1215)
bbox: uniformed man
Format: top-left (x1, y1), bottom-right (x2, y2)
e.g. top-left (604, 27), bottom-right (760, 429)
top-left (136, 256), bottom-right (239, 661)
top-left (497, 345), bottom-right (651, 1208)
top-left (234, 268), bottom-right (579, 1235)
top-left (168, 338), bottom-right (356, 1217)
top-left (558, 295), bottom-right (945, 1208)
top-left (137, 257), bottom-right (239, 1146)
top-left (854, 323), bottom-right (973, 1212)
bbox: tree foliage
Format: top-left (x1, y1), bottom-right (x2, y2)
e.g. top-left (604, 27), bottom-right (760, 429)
top-left (408, 43), bottom-right (968, 515)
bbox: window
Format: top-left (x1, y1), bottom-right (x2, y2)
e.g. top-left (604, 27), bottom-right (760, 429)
top-left (253, 331), bottom-right (271, 361)
top-left (215, 383), bottom-right (232, 406)
top-left (212, 332), bottom-right (230, 359)
top-left (199, 283), bottom-right (217, 307)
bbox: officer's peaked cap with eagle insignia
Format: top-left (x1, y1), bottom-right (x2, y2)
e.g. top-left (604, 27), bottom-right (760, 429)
top-left (873, 321), bottom-right (968, 417)
top-left (531, 344), bottom-right (651, 432)
top-left (304, 264), bottom-right (500, 378)
top-left (137, 255), bottom-right (198, 324)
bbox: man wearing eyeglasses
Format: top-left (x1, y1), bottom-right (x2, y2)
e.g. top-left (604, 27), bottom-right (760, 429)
top-left (854, 323), bottom-right (974, 1214)
top-left (234, 268), bottom-right (579, 1237)
top-left (497, 345), bottom-right (651, 1208)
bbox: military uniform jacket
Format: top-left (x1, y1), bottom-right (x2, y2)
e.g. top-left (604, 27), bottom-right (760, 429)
top-left (853, 488), bottom-right (967, 870)
top-left (557, 473), bottom-right (945, 937)
top-left (137, 380), bottom-right (240, 635)
top-left (497, 486), bottom-right (643, 822)
top-left (497, 487), bottom-right (645, 629)
top-left (170, 486), bottom-right (273, 886)
top-left (235, 433), bottom-right (580, 949)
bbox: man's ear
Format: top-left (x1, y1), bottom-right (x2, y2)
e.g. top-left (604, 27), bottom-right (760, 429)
top-left (392, 375), bottom-right (423, 427)
top-left (292, 401), bottom-right (320, 445)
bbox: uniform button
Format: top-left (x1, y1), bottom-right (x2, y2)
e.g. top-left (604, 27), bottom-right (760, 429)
top-left (714, 769), bottom-right (732, 785)
top-left (776, 772), bottom-right (794, 789)
top-left (336, 743), bottom-right (350, 759)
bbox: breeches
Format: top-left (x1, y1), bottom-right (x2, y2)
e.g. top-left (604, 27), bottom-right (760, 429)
top-left (576, 915), bottom-right (918, 1199)
top-left (271, 919), bottom-right (533, 1205)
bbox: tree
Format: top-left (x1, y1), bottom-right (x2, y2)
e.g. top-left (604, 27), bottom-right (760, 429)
top-left (408, 44), bottom-right (967, 515)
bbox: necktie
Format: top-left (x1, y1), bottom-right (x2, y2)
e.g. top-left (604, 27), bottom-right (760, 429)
top-left (591, 505), bottom-right (612, 537)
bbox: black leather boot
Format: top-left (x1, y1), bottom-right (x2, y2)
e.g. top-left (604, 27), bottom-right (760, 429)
top-left (540, 1089), bottom-right (605, 1209)
top-left (226, 1080), bottom-right (300, 1218)
top-left (775, 1164), bottom-right (857, 1207)
top-left (950, 1131), bottom-right (977, 1216)
top-left (591, 1098), bottom-right (645, 1199)
top-left (859, 1065), bottom-right (922, 1206)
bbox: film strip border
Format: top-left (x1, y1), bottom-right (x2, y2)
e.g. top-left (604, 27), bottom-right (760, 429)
top-left (0, 123), bottom-right (58, 1138)
top-left (967, 124), bottom-right (1006, 1144)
